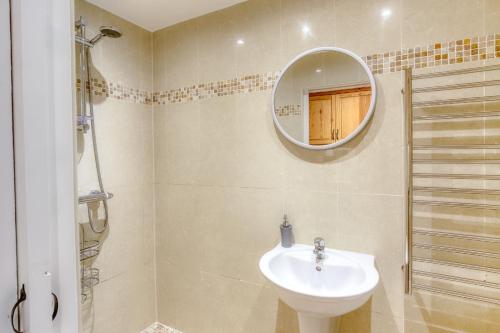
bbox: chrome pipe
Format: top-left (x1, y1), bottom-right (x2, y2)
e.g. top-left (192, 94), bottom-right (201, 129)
top-left (413, 144), bottom-right (500, 150)
top-left (413, 242), bottom-right (500, 259)
top-left (413, 79), bottom-right (500, 93)
top-left (413, 256), bottom-right (500, 274)
top-left (404, 67), bottom-right (414, 295)
top-left (76, 20), bottom-right (87, 128)
top-left (413, 173), bottom-right (500, 180)
top-left (413, 228), bottom-right (500, 243)
top-left (412, 64), bottom-right (500, 80)
top-left (413, 199), bottom-right (500, 210)
top-left (412, 284), bottom-right (500, 305)
top-left (413, 159), bottom-right (500, 164)
top-left (85, 44), bottom-right (110, 234)
top-left (413, 110), bottom-right (500, 120)
top-left (413, 186), bottom-right (500, 195)
top-left (413, 94), bottom-right (500, 107)
top-left (413, 270), bottom-right (500, 290)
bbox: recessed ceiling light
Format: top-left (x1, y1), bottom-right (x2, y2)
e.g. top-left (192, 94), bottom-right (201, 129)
top-left (381, 8), bottom-right (392, 18)
top-left (301, 25), bottom-right (311, 34)
top-left (236, 39), bottom-right (245, 45)
top-left (315, 68), bottom-right (322, 73)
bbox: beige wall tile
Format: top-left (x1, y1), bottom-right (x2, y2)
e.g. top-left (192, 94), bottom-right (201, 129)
top-left (82, 99), bottom-right (152, 189)
top-left (196, 8), bottom-right (239, 83)
top-left (197, 270), bottom-right (277, 333)
top-left (196, 95), bottom-right (241, 186)
top-left (157, 260), bottom-right (278, 333)
top-left (235, 91), bottom-right (287, 189)
top-left (280, 0), bottom-right (336, 65)
top-left (231, 0), bottom-right (282, 76)
top-left (153, 21), bottom-right (199, 91)
top-left (404, 291), bottom-right (500, 332)
top-left (155, 184), bottom-right (205, 272)
top-left (82, 262), bottom-right (156, 333)
top-left (156, 184), bottom-right (283, 284)
top-left (284, 189), bottom-right (339, 245)
top-left (154, 103), bottom-right (201, 185)
top-left (485, 0), bottom-right (500, 33)
top-left (334, 193), bottom-right (405, 319)
top-left (335, 0), bottom-right (402, 55)
top-left (341, 306), bottom-right (404, 333)
top-left (156, 261), bottom-right (207, 332)
top-left (402, 0), bottom-right (485, 49)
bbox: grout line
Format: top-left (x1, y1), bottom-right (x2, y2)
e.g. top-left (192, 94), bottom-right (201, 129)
top-left (155, 181), bottom-right (405, 197)
top-left (199, 269), bottom-right (267, 288)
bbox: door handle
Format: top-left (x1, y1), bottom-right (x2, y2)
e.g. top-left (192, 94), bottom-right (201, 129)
top-left (51, 293), bottom-right (58, 321)
top-left (10, 285), bottom-right (58, 332)
top-left (336, 129), bottom-right (339, 141)
top-left (11, 285), bottom-right (26, 333)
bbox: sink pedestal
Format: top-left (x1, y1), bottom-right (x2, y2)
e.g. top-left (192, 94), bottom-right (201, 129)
top-left (298, 313), bottom-right (339, 333)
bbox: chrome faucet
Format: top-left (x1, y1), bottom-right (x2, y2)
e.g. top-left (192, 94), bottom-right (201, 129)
top-left (313, 237), bottom-right (325, 263)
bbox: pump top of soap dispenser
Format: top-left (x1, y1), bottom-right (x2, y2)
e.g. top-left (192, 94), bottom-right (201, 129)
top-left (282, 214), bottom-right (289, 226)
top-left (280, 214), bottom-right (294, 248)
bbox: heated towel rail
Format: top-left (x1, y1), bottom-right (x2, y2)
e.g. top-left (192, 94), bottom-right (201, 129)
top-left (404, 64), bottom-right (500, 305)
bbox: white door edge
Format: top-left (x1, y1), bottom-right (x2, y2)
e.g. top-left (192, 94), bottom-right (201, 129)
top-left (0, 0), bottom-right (19, 331)
top-left (11, 0), bottom-right (79, 331)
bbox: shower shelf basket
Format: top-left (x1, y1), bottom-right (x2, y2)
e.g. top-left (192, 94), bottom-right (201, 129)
top-left (80, 240), bottom-right (100, 261)
top-left (81, 267), bottom-right (99, 303)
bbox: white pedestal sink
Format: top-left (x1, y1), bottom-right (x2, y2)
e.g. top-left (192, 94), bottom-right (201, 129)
top-left (259, 244), bottom-right (379, 333)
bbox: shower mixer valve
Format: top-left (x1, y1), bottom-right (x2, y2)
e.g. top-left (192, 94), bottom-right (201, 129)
top-left (77, 115), bottom-right (92, 133)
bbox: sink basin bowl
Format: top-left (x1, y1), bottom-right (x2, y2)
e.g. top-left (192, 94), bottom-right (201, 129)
top-left (259, 244), bottom-right (379, 333)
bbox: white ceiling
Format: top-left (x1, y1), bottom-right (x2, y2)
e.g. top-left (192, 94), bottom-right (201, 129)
top-left (87, 0), bottom-right (247, 32)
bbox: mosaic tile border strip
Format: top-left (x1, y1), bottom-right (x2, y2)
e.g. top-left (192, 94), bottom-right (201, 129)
top-left (363, 34), bottom-right (500, 74)
top-left (76, 33), bottom-right (500, 107)
top-left (152, 72), bottom-right (279, 105)
top-left (153, 33), bottom-right (500, 105)
top-left (141, 322), bottom-right (182, 333)
top-left (275, 104), bottom-right (302, 116)
top-left (76, 78), bottom-right (152, 105)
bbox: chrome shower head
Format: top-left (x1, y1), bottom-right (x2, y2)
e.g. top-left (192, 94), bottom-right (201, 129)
top-left (99, 26), bottom-right (122, 38)
top-left (89, 26), bottom-right (122, 44)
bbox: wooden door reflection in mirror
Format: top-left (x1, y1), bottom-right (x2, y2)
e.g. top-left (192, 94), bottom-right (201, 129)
top-left (309, 86), bottom-right (371, 145)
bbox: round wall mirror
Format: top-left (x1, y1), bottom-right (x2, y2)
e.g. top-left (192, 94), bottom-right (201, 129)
top-left (272, 47), bottom-right (376, 150)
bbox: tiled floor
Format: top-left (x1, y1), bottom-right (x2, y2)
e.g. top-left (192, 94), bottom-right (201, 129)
top-left (141, 322), bottom-right (182, 333)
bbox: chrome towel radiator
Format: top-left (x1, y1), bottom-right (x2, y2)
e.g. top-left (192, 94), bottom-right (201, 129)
top-left (404, 64), bottom-right (500, 305)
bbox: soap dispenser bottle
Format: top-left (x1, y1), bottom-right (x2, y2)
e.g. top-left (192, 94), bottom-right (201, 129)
top-left (280, 214), bottom-right (294, 248)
